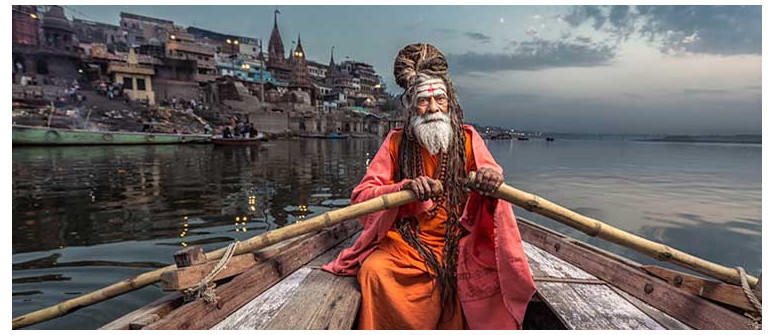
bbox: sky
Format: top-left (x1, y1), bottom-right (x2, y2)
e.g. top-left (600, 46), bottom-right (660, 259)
top-left (67, 5), bottom-right (762, 135)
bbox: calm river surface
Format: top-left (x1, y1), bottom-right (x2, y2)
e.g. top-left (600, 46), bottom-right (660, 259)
top-left (12, 136), bottom-right (761, 329)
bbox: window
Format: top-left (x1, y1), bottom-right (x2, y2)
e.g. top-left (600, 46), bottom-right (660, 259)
top-left (123, 77), bottom-right (134, 90)
top-left (136, 78), bottom-right (146, 91)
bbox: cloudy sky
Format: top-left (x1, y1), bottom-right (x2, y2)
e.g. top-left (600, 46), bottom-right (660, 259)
top-left (68, 5), bottom-right (762, 135)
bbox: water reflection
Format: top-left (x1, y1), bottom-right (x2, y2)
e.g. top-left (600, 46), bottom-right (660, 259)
top-left (12, 137), bottom-right (761, 329)
top-left (12, 138), bottom-right (380, 329)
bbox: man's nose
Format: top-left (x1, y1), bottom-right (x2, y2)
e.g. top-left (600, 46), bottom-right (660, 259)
top-left (428, 98), bottom-right (440, 113)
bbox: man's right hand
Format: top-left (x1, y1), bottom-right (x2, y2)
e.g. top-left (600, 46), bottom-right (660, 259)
top-left (403, 176), bottom-right (443, 201)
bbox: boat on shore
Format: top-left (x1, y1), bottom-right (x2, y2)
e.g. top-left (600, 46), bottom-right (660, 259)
top-left (12, 125), bottom-right (211, 146)
top-left (99, 216), bottom-right (760, 330)
top-left (299, 132), bottom-right (350, 139)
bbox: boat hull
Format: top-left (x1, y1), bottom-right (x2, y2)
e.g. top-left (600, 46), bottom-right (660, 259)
top-left (212, 137), bottom-right (263, 146)
top-left (12, 125), bottom-right (211, 146)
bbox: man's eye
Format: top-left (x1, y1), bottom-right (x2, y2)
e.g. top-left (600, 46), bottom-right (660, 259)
top-left (436, 96), bottom-right (448, 103)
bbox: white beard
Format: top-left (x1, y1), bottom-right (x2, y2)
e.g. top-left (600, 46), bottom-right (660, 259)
top-left (411, 112), bottom-right (452, 156)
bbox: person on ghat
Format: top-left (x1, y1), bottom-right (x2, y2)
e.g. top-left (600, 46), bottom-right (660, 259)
top-left (322, 43), bottom-right (535, 330)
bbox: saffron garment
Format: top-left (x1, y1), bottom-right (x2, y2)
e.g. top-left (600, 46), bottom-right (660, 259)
top-left (322, 125), bottom-right (536, 330)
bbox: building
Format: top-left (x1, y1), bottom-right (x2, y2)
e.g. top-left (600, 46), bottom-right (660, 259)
top-left (72, 18), bottom-right (127, 48)
top-left (107, 48), bottom-right (155, 105)
top-left (187, 26), bottom-right (261, 58)
top-left (307, 60), bottom-right (328, 82)
top-left (119, 12), bottom-right (175, 46)
top-left (40, 5), bottom-right (78, 54)
top-left (12, 5), bottom-right (39, 47)
top-left (165, 30), bottom-right (217, 83)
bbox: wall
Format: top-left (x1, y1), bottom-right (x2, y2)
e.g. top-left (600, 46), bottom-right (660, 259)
top-left (114, 73), bottom-right (155, 105)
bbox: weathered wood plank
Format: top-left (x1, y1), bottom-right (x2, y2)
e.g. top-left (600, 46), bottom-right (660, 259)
top-left (524, 243), bottom-right (596, 279)
top-left (99, 292), bottom-right (184, 330)
top-left (99, 232), bottom-right (311, 330)
top-left (609, 285), bottom-right (692, 330)
top-left (173, 246), bottom-right (206, 268)
top-left (643, 265), bottom-right (762, 312)
top-left (161, 231), bottom-right (317, 291)
top-left (525, 242), bottom-right (665, 330)
top-left (518, 219), bottom-right (751, 330)
top-left (534, 282), bottom-right (662, 329)
top-left (213, 268), bottom-right (315, 330)
top-left (214, 234), bottom-right (361, 330)
top-left (144, 220), bottom-right (360, 330)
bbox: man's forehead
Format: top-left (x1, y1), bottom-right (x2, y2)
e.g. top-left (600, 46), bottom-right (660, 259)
top-left (415, 78), bottom-right (447, 97)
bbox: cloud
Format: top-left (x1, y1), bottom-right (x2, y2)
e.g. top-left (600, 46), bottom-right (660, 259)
top-left (463, 32), bottom-right (492, 43)
top-left (434, 28), bottom-right (492, 43)
top-left (448, 38), bottom-right (616, 74)
top-left (563, 5), bottom-right (761, 55)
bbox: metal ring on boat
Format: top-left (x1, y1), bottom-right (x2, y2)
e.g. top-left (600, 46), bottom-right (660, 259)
top-left (45, 130), bottom-right (61, 142)
top-left (103, 133), bottom-right (114, 141)
top-left (146, 134), bottom-right (156, 142)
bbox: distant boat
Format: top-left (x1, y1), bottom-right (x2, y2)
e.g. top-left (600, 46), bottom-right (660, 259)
top-left (546, 137), bottom-right (555, 142)
top-left (12, 125), bottom-right (211, 146)
top-left (517, 135), bottom-right (529, 141)
top-left (488, 132), bottom-right (512, 140)
top-left (300, 133), bottom-right (350, 139)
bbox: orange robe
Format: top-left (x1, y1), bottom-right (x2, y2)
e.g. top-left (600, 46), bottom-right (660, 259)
top-left (357, 130), bottom-right (475, 330)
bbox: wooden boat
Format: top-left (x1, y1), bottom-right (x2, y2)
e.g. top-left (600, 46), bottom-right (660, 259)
top-left (100, 216), bottom-right (760, 330)
top-left (211, 135), bottom-right (265, 146)
top-left (12, 125), bottom-right (211, 146)
top-left (488, 132), bottom-right (512, 140)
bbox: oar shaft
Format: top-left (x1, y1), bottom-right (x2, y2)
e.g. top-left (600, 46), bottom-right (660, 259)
top-left (12, 190), bottom-right (418, 329)
top-left (475, 174), bottom-right (757, 287)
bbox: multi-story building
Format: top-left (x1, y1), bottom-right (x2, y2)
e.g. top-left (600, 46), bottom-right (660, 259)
top-left (72, 18), bottom-right (127, 48)
top-left (307, 60), bottom-right (328, 82)
top-left (119, 12), bottom-right (174, 46)
top-left (165, 30), bottom-right (217, 83)
top-left (187, 26), bottom-right (260, 58)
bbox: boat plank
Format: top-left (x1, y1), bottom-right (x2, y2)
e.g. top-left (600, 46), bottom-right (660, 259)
top-left (99, 234), bottom-right (310, 330)
top-left (524, 242), bottom-right (596, 279)
top-left (518, 219), bottom-right (751, 329)
top-left (609, 285), bottom-right (692, 330)
top-left (143, 221), bottom-right (360, 330)
top-left (535, 282), bottom-right (663, 329)
top-left (214, 234), bottom-right (361, 330)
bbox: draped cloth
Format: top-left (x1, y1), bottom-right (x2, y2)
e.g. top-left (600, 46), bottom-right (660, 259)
top-left (322, 125), bottom-right (535, 329)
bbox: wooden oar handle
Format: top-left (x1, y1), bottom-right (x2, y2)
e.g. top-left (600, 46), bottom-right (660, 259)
top-left (467, 170), bottom-right (758, 287)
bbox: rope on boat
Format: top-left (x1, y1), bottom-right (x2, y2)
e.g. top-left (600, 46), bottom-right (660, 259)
top-left (183, 240), bottom-right (240, 306)
top-left (736, 267), bottom-right (762, 330)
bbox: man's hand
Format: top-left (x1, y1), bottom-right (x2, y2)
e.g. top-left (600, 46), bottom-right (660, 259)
top-left (471, 167), bottom-right (503, 196)
top-left (403, 176), bottom-right (443, 201)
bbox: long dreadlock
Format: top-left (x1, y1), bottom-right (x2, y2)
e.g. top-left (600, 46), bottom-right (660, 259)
top-left (393, 43), bottom-right (468, 313)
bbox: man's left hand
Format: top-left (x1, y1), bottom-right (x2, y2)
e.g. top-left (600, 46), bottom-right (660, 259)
top-left (472, 167), bottom-right (503, 196)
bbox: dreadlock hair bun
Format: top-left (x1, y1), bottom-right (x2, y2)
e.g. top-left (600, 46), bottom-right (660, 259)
top-left (394, 43), bottom-right (449, 90)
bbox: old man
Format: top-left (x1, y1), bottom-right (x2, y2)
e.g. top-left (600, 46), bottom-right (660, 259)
top-left (322, 43), bottom-right (535, 330)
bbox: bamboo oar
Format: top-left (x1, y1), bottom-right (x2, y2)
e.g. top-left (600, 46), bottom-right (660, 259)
top-left (12, 189), bottom-right (419, 329)
top-left (466, 172), bottom-right (758, 287)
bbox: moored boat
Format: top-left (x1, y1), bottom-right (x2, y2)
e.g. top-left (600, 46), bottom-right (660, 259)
top-left (212, 134), bottom-right (266, 146)
top-left (12, 125), bottom-right (211, 146)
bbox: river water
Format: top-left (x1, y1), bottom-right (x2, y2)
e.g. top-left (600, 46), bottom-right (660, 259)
top-left (12, 137), bottom-right (761, 329)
